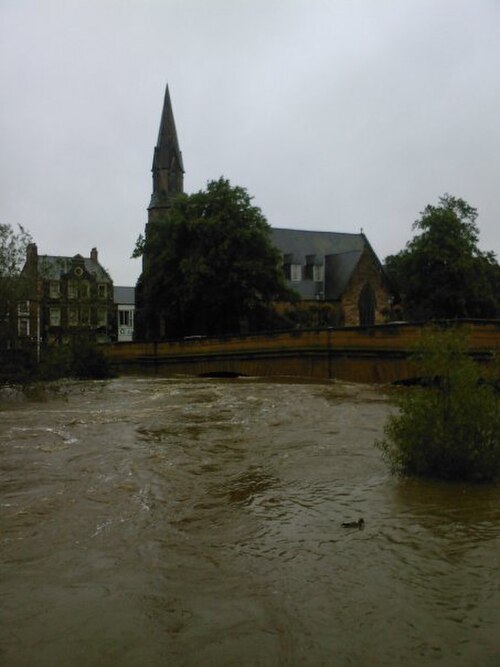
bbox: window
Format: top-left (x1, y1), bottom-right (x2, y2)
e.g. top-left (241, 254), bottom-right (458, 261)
top-left (313, 265), bottom-right (324, 282)
top-left (80, 307), bottom-right (90, 325)
top-left (290, 264), bottom-right (302, 282)
top-left (18, 318), bottom-right (30, 337)
top-left (97, 307), bottom-right (107, 327)
top-left (97, 284), bottom-right (107, 299)
top-left (119, 309), bottom-right (134, 327)
top-left (49, 307), bottom-right (61, 326)
top-left (68, 306), bottom-right (78, 326)
top-left (18, 301), bottom-right (29, 315)
top-left (49, 281), bottom-right (60, 298)
top-left (80, 281), bottom-right (90, 298)
top-left (68, 281), bottom-right (77, 299)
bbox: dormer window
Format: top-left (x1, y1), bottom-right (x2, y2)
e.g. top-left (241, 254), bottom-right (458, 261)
top-left (313, 265), bottom-right (324, 282)
top-left (290, 264), bottom-right (302, 282)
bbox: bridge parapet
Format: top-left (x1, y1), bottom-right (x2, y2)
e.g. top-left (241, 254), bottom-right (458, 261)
top-left (104, 321), bottom-right (500, 383)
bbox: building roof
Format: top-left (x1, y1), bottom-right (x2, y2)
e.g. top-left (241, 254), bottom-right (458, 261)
top-left (37, 255), bottom-right (111, 282)
top-left (271, 228), bottom-right (368, 300)
top-left (271, 228), bottom-right (366, 259)
top-left (114, 286), bottom-right (135, 305)
top-left (325, 250), bottom-right (364, 299)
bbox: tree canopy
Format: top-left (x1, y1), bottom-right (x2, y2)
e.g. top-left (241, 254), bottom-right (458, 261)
top-left (135, 178), bottom-right (294, 339)
top-left (385, 195), bottom-right (500, 320)
top-left (0, 224), bottom-right (32, 348)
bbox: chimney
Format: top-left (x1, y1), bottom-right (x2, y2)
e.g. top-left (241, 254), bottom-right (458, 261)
top-left (26, 242), bottom-right (38, 265)
top-left (90, 247), bottom-right (98, 263)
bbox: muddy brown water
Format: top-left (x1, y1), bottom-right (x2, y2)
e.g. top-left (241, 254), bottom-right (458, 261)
top-left (1, 377), bottom-right (499, 666)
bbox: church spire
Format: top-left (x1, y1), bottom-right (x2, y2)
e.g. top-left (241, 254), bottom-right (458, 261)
top-left (148, 85), bottom-right (184, 218)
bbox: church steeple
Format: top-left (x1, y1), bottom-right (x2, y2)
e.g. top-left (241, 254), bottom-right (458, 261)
top-left (148, 85), bottom-right (184, 219)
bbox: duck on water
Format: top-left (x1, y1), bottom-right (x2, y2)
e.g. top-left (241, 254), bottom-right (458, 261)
top-left (341, 518), bottom-right (365, 529)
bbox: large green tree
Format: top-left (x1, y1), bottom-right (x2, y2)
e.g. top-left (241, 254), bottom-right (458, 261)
top-left (385, 195), bottom-right (500, 320)
top-left (0, 224), bottom-right (32, 348)
top-left (135, 178), bottom-right (294, 339)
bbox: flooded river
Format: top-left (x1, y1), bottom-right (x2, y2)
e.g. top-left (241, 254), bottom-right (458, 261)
top-left (1, 377), bottom-right (499, 666)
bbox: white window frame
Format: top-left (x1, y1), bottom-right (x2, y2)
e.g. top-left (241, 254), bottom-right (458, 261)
top-left (80, 281), bottom-right (90, 298)
top-left (49, 307), bottom-right (61, 327)
top-left (290, 264), bottom-right (302, 282)
top-left (68, 306), bottom-right (79, 327)
top-left (18, 300), bottom-right (30, 316)
top-left (68, 281), bottom-right (77, 300)
top-left (119, 309), bottom-right (133, 327)
top-left (97, 307), bottom-right (107, 327)
top-left (49, 281), bottom-right (60, 299)
top-left (18, 318), bottom-right (30, 336)
top-left (313, 265), bottom-right (324, 282)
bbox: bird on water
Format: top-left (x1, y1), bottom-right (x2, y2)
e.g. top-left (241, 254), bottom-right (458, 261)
top-left (341, 518), bottom-right (365, 529)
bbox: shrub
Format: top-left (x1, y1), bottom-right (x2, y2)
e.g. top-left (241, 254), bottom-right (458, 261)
top-left (38, 339), bottom-right (113, 381)
top-left (69, 338), bottom-right (112, 379)
top-left (376, 327), bottom-right (500, 482)
top-left (38, 344), bottom-right (73, 380)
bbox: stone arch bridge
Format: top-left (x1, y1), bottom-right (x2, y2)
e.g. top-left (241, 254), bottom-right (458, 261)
top-left (105, 321), bottom-right (499, 384)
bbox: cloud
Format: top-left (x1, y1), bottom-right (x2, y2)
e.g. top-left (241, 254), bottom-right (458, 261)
top-left (1, 0), bottom-right (499, 284)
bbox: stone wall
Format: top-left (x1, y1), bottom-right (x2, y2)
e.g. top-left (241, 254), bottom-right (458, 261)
top-left (341, 248), bottom-right (392, 326)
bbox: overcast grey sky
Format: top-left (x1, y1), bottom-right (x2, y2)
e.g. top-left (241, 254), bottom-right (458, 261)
top-left (1, 0), bottom-right (499, 285)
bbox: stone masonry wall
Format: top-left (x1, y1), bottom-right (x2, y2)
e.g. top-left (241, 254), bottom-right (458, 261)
top-left (341, 249), bottom-right (392, 326)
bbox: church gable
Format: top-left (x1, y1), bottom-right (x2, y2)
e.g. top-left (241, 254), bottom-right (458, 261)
top-left (272, 228), bottom-right (393, 326)
top-left (338, 246), bottom-right (392, 325)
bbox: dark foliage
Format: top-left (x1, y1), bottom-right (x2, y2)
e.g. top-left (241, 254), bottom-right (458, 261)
top-left (376, 328), bottom-right (500, 482)
top-left (384, 195), bottom-right (500, 320)
top-left (0, 224), bottom-right (32, 348)
top-left (136, 178), bottom-right (295, 338)
top-left (38, 338), bottom-right (113, 380)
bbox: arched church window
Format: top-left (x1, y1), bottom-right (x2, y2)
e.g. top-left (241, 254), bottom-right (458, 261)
top-left (358, 283), bottom-right (376, 326)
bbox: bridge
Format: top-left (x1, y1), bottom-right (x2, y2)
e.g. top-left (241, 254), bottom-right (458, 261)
top-left (105, 320), bottom-right (500, 384)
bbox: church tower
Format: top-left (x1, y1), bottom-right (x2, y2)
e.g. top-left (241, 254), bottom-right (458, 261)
top-left (136, 85), bottom-right (184, 341)
top-left (147, 85), bottom-right (184, 222)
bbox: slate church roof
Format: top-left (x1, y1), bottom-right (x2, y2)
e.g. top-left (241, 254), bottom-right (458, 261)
top-left (271, 228), bottom-right (371, 300)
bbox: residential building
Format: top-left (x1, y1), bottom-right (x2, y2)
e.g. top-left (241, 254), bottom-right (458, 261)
top-left (21, 244), bottom-right (115, 344)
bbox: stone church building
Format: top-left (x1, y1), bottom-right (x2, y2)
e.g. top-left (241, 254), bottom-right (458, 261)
top-left (136, 86), bottom-right (393, 339)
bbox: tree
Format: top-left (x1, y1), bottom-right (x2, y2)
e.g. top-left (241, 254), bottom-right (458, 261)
top-left (385, 195), bottom-right (500, 320)
top-left (376, 327), bottom-right (500, 482)
top-left (135, 178), bottom-right (294, 339)
top-left (0, 224), bottom-right (32, 348)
